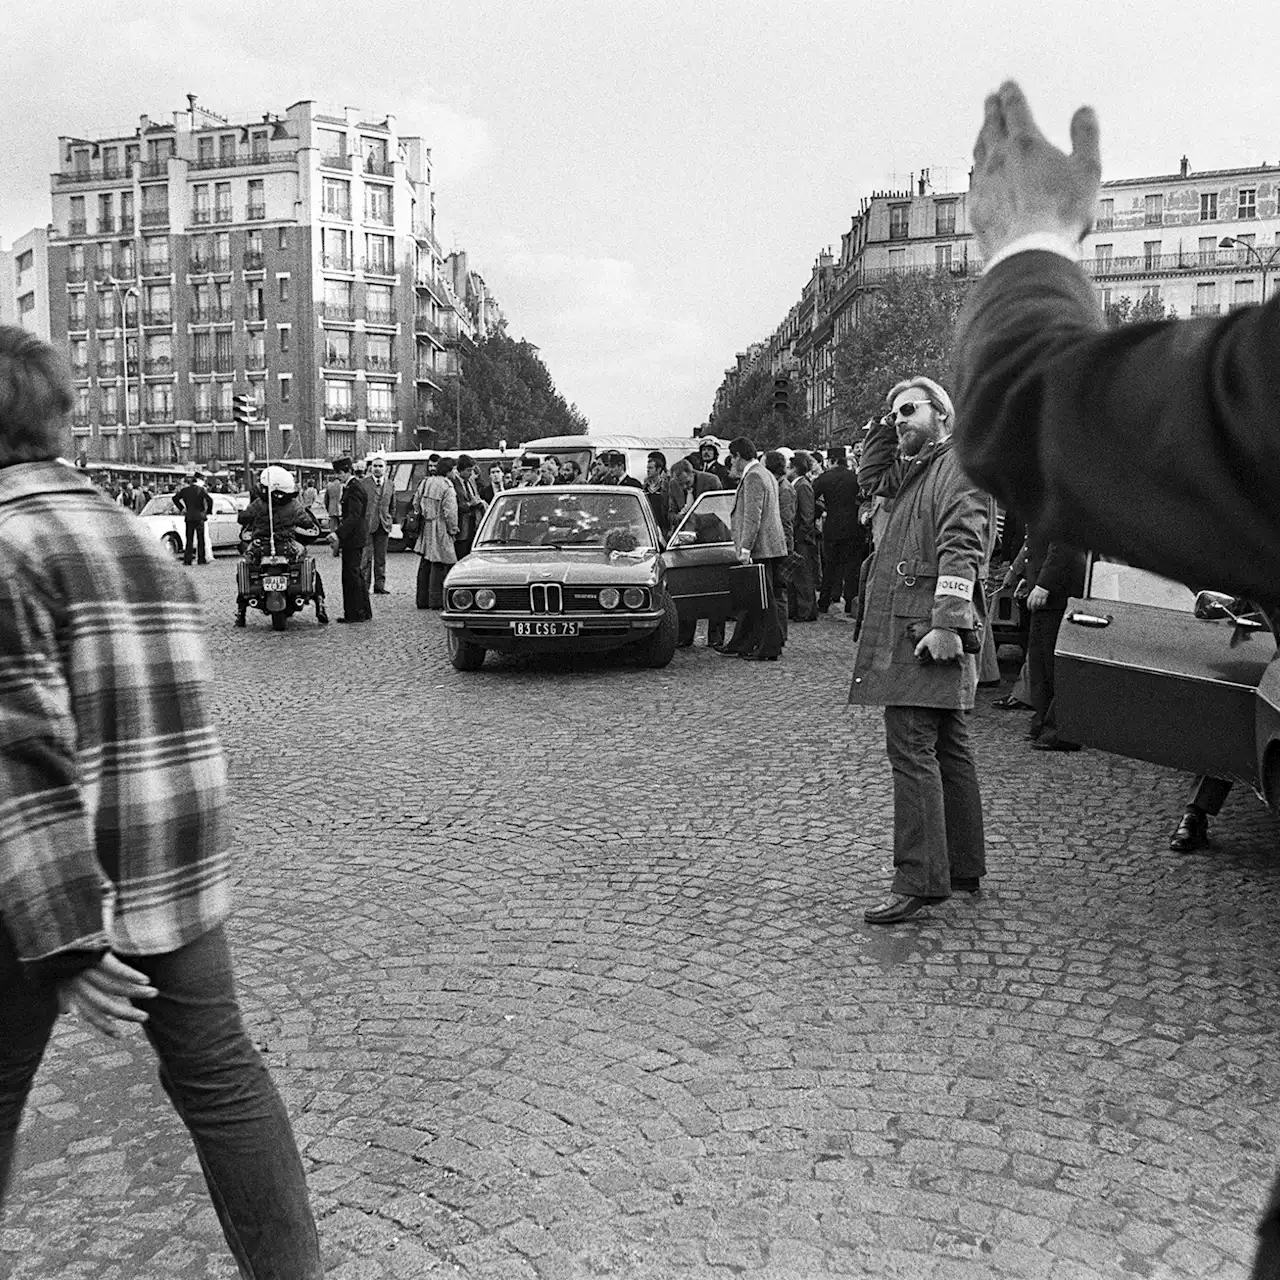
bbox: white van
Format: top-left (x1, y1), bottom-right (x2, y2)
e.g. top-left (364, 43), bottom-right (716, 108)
top-left (520, 434), bottom-right (732, 484)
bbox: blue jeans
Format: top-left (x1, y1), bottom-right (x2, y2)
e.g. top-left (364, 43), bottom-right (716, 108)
top-left (0, 923), bottom-right (322, 1280)
top-left (883, 705), bottom-right (986, 897)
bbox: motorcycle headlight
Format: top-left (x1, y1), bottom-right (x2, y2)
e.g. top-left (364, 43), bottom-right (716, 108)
top-left (598, 587), bottom-right (620, 609)
top-left (623, 587), bottom-right (646, 609)
top-left (475, 589), bottom-right (496, 611)
top-left (451, 589), bottom-right (474, 610)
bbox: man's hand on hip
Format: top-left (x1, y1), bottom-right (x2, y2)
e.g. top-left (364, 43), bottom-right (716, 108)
top-left (58, 953), bottom-right (157, 1039)
top-left (970, 80), bottom-right (1101, 261)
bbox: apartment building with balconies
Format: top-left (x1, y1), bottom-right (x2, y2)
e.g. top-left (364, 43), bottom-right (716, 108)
top-left (46, 94), bottom-right (464, 467)
top-left (0, 228), bottom-right (52, 340)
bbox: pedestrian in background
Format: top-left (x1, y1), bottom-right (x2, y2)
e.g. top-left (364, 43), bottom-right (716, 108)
top-left (850, 376), bottom-right (995, 924)
top-left (324, 462), bottom-right (345, 533)
top-left (0, 325), bottom-right (323, 1278)
top-left (173, 471), bottom-right (213, 566)
top-left (1020, 529), bottom-right (1085, 752)
top-left (788, 451), bottom-right (820, 622)
top-left (813, 444), bottom-right (864, 619)
top-left (330, 456), bottom-right (371, 623)
top-left (644, 450), bottom-right (672, 537)
top-left (413, 456), bottom-right (459, 609)
top-left (697, 440), bottom-right (732, 487)
top-left (451, 455), bottom-right (485, 560)
top-left (764, 450), bottom-right (795, 647)
top-left (358, 460), bottom-right (379, 596)
top-left (366, 456), bottom-right (395, 595)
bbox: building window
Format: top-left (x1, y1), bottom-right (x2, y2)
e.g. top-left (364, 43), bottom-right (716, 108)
top-left (246, 283), bottom-right (265, 321)
top-left (213, 232), bottom-right (231, 272)
top-left (280, 375), bottom-right (291, 404)
top-left (325, 379), bottom-right (354, 419)
top-left (146, 383), bottom-right (175, 422)
top-left (1238, 188), bottom-right (1257, 220)
top-left (193, 333), bottom-right (213, 375)
top-left (216, 383), bottom-right (233, 421)
top-left (1095, 243), bottom-right (1113, 269)
top-left (1234, 278), bottom-right (1256, 306)
top-left (366, 333), bottom-right (393, 371)
top-left (324, 279), bottom-right (353, 319)
top-left (934, 202), bottom-right (956, 237)
top-left (365, 284), bottom-right (394, 324)
top-left (125, 143), bottom-right (140, 170)
top-left (1143, 240), bottom-right (1161, 270)
top-left (247, 179), bottom-right (265, 219)
top-left (318, 128), bottom-right (347, 163)
top-left (1096, 198), bottom-right (1113, 230)
top-left (190, 234), bottom-right (211, 272)
top-left (97, 194), bottom-right (114, 234)
top-left (219, 133), bottom-right (236, 164)
top-left (247, 330), bottom-right (266, 369)
top-left (322, 178), bottom-right (351, 220)
top-left (214, 182), bottom-right (232, 222)
top-left (145, 284), bottom-right (171, 324)
top-left (197, 135), bottom-right (214, 165)
top-left (1200, 192), bottom-right (1218, 221)
top-left (278, 227), bottom-right (289, 251)
top-left (192, 282), bottom-right (212, 321)
top-left (1198, 235), bottom-right (1217, 265)
top-left (193, 184), bottom-right (211, 223)
top-left (142, 237), bottom-right (169, 275)
top-left (325, 328), bottom-right (351, 367)
top-left (888, 205), bottom-right (909, 240)
top-left (69, 338), bottom-right (89, 374)
top-left (102, 146), bottom-right (119, 177)
top-left (97, 241), bottom-right (115, 278)
top-left (935, 244), bottom-right (952, 270)
top-left (277, 275), bottom-right (289, 303)
top-left (365, 185), bottom-right (393, 226)
top-left (367, 382), bottom-right (395, 423)
top-left (145, 334), bottom-right (172, 373)
top-left (1194, 282), bottom-right (1218, 315)
top-left (69, 196), bottom-right (86, 234)
top-left (214, 329), bottom-right (234, 372)
top-left (250, 131), bottom-right (269, 161)
top-left (365, 233), bottom-right (394, 274)
top-left (888, 248), bottom-right (905, 270)
top-left (278, 325), bottom-right (290, 352)
top-left (322, 227), bottom-right (351, 270)
top-left (1144, 193), bottom-right (1163, 226)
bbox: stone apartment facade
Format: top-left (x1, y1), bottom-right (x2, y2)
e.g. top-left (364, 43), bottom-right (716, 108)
top-left (0, 228), bottom-right (52, 340)
top-left (44, 95), bottom-right (482, 467)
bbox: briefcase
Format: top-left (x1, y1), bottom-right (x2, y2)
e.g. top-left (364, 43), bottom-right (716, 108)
top-left (728, 562), bottom-right (768, 612)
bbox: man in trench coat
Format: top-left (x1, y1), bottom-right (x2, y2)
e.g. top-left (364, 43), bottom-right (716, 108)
top-left (849, 376), bottom-right (996, 924)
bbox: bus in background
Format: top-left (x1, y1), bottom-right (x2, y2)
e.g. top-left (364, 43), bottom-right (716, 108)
top-left (520, 435), bottom-right (730, 484)
top-left (378, 447), bottom-right (524, 546)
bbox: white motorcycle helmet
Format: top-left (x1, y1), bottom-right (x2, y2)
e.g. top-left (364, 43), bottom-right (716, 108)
top-left (259, 465), bottom-right (296, 499)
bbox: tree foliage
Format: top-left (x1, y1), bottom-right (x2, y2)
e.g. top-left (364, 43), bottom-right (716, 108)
top-left (831, 271), bottom-right (973, 435)
top-left (706, 367), bottom-right (810, 448)
top-left (1103, 292), bottom-right (1176, 328)
top-left (420, 325), bottom-right (588, 450)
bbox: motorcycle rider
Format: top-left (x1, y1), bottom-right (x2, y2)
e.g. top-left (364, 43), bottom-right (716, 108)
top-left (235, 465), bottom-right (328, 627)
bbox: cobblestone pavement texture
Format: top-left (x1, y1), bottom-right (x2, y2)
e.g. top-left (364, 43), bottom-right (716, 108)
top-left (3, 553), bottom-right (1279, 1280)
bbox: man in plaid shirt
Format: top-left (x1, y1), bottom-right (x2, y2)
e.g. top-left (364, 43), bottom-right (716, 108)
top-left (0, 327), bottom-right (321, 1277)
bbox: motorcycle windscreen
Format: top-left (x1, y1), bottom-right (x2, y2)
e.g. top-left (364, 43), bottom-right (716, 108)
top-left (1055, 595), bottom-right (1268, 786)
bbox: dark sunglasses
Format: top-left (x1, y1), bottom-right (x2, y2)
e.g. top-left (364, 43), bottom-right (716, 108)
top-left (893, 400), bottom-right (932, 418)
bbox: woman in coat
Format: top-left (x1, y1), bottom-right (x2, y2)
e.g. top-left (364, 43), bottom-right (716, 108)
top-left (413, 456), bottom-right (460, 609)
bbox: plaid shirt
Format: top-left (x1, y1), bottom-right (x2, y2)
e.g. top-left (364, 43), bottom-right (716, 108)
top-left (0, 461), bottom-right (231, 974)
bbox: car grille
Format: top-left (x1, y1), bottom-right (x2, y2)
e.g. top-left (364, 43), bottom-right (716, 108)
top-left (475, 585), bottom-right (650, 614)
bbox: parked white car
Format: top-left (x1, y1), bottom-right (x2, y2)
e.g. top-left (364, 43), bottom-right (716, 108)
top-left (139, 492), bottom-right (250, 557)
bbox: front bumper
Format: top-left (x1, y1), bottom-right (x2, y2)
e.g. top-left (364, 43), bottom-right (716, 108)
top-left (442, 609), bottom-right (663, 653)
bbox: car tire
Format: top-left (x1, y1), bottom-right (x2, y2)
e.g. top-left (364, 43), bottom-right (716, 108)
top-left (448, 630), bottom-right (486, 671)
top-left (164, 533), bottom-right (183, 557)
top-left (636, 593), bottom-right (678, 668)
top-left (271, 611), bottom-right (288, 632)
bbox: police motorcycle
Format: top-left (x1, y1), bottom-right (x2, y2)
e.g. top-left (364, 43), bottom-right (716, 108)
top-left (235, 465), bottom-right (329, 631)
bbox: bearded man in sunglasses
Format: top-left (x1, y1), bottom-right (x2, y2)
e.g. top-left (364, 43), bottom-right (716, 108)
top-left (850, 376), bottom-right (997, 924)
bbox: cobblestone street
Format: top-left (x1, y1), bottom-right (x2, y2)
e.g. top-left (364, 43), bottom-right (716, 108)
top-left (3, 551), bottom-right (1279, 1280)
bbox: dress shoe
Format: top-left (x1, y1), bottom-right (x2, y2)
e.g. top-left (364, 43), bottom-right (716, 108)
top-left (864, 894), bottom-right (938, 924)
top-left (950, 876), bottom-right (981, 893)
top-left (717, 646), bottom-right (744, 657)
top-left (992, 695), bottom-right (1033, 710)
top-left (1032, 736), bottom-right (1081, 752)
top-left (233, 615), bottom-right (246, 628)
top-left (742, 652), bottom-right (778, 662)
top-left (1169, 808), bottom-right (1209, 852)
top-left (1025, 726), bottom-right (1042, 741)
top-left (336, 617), bottom-right (360, 623)
top-left (374, 587), bottom-right (390, 594)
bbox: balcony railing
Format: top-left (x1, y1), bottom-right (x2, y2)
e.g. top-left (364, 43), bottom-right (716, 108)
top-left (246, 204), bottom-right (266, 221)
top-left (143, 310), bottom-right (172, 326)
top-left (244, 304), bottom-right (267, 322)
top-left (144, 358), bottom-right (173, 375)
top-left (141, 259), bottom-right (170, 277)
top-left (97, 361), bottom-right (120, 379)
top-left (189, 257), bottom-right (210, 273)
top-left (320, 153), bottom-right (351, 170)
top-left (243, 251), bottom-right (264, 270)
top-left (140, 210), bottom-right (169, 227)
top-left (322, 302), bottom-right (355, 321)
top-left (214, 207), bottom-right (234, 223)
top-left (120, 216), bottom-right (135, 234)
top-left (324, 354), bottom-right (352, 369)
top-left (1095, 217), bottom-right (1114, 231)
top-left (367, 409), bottom-right (395, 424)
top-left (194, 407), bottom-right (216, 422)
top-left (70, 363), bottom-right (90, 380)
top-left (1145, 213), bottom-right (1165, 226)
top-left (69, 219), bottom-right (87, 236)
top-left (414, 314), bottom-right (440, 335)
top-left (365, 308), bottom-right (395, 326)
top-left (71, 412), bottom-right (92, 427)
top-left (245, 354), bottom-right (267, 370)
top-left (193, 359), bottom-right (215, 375)
top-left (888, 225), bottom-right (909, 241)
top-left (321, 253), bottom-right (353, 271)
top-left (141, 159), bottom-right (170, 177)
top-left (364, 258), bottom-right (396, 277)
top-left (192, 210), bottom-right (212, 226)
top-left (363, 157), bottom-right (394, 176)
top-left (66, 267), bottom-right (87, 282)
top-left (147, 406), bottom-right (176, 424)
top-left (1191, 303), bottom-right (1222, 315)
top-left (97, 218), bottom-right (116, 233)
top-left (324, 407), bottom-right (356, 422)
top-left (1082, 249), bottom-right (1258, 277)
top-left (67, 313), bottom-right (89, 330)
top-left (322, 204), bottom-right (352, 221)
top-left (100, 411), bottom-right (119, 426)
top-left (365, 356), bottom-right (397, 373)
top-left (191, 150), bottom-right (296, 171)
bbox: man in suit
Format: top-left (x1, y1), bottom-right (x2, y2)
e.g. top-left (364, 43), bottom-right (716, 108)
top-left (953, 81), bottom-right (1280, 1277)
top-left (788, 451), bottom-right (820, 622)
top-left (173, 473), bottom-right (214, 565)
top-left (329, 457), bottom-right (371, 623)
top-left (451, 454), bottom-right (485, 561)
top-left (365, 456), bottom-right (395, 594)
top-left (812, 445), bottom-right (864, 618)
top-left (720, 437), bottom-right (788, 661)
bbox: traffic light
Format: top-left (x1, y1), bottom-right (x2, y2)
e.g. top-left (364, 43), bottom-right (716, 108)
top-left (232, 393), bottom-right (254, 427)
top-left (773, 376), bottom-right (790, 415)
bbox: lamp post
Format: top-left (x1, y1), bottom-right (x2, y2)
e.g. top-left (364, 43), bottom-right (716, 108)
top-left (1219, 237), bottom-right (1280, 306)
top-left (107, 277), bottom-right (142, 462)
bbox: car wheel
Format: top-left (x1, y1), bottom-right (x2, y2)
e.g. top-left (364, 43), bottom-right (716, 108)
top-left (270, 611), bottom-right (288, 632)
top-left (448, 629), bottom-right (486, 671)
top-left (636, 593), bottom-right (679, 668)
top-left (1262, 743), bottom-right (1280, 817)
top-left (164, 533), bottom-right (183, 557)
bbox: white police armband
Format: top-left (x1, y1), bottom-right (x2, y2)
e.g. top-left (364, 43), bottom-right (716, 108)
top-left (935, 575), bottom-right (974, 600)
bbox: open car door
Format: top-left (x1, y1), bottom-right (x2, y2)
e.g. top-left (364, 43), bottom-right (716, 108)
top-left (659, 490), bottom-right (740, 626)
top-left (1054, 558), bottom-right (1273, 787)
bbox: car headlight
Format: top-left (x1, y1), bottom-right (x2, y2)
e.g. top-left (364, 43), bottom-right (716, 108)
top-left (598, 587), bottom-right (620, 609)
top-left (450, 589), bottom-right (474, 610)
top-left (475, 588), bottom-right (496, 611)
top-left (623, 587), bottom-right (646, 609)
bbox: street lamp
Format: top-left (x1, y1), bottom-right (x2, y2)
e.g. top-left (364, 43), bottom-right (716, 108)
top-left (1219, 237), bottom-right (1280, 306)
top-left (106, 277), bottom-right (142, 462)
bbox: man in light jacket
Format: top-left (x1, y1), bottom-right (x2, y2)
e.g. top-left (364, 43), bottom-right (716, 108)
top-left (720, 436), bottom-right (788, 661)
top-left (848, 376), bottom-right (995, 924)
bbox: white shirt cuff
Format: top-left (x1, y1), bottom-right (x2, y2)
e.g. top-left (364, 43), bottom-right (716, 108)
top-left (983, 234), bottom-right (1081, 275)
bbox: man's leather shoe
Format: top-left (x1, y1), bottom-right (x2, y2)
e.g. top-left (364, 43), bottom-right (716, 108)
top-left (950, 876), bottom-right (981, 893)
top-left (864, 894), bottom-right (936, 924)
top-left (374, 587), bottom-right (390, 594)
top-left (717, 646), bottom-right (743, 657)
top-left (742, 652), bottom-right (778, 661)
top-left (992, 695), bottom-right (1033, 710)
top-left (1032, 736), bottom-right (1081, 752)
top-left (1169, 809), bottom-right (1209, 851)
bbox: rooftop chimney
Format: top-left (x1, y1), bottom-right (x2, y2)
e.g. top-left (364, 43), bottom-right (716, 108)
top-left (1180, 155), bottom-right (1189, 178)
top-left (187, 94), bottom-right (198, 115)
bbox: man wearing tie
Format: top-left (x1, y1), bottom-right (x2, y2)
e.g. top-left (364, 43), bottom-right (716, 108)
top-left (366, 456), bottom-right (395, 594)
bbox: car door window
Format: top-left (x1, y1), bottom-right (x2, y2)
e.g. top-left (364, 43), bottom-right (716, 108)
top-left (671, 490), bottom-right (734, 545)
top-left (1086, 555), bottom-right (1197, 612)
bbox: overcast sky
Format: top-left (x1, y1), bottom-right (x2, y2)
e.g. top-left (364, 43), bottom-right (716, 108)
top-left (4, 0), bottom-right (1277, 434)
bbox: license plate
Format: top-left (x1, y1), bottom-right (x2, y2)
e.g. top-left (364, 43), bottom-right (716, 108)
top-left (513, 620), bottom-right (580, 637)
top-left (261, 576), bottom-right (289, 591)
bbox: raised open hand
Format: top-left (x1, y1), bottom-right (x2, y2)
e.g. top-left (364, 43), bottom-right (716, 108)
top-left (970, 81), bottom-right (1102, 261)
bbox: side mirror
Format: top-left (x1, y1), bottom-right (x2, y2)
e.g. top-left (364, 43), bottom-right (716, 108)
top-left (668, 530), bottom-right (696, 548)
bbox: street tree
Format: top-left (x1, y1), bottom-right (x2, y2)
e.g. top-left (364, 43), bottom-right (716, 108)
top-left (706, 367), bottom-right (810, 447)
top-left (1103, 293), bottom-right (1176, 327)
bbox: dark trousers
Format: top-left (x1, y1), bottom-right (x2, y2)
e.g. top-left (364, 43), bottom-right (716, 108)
top-left (818, 535), bottom-right (863, 611)
top-left (340, 542), bottom-right (371, 620)
top-left (1028, 608), bottom-right (1075, 742)
top-left (790, 541), bottom-right (819, 620)
top-left (453, 534), bottom-right (474, 563)
top-left (1189, 775), bottom-right (1233, 815)
top-left (0, 924), bottom-right (322, 1279)
top-left (183, 519), bottom-right (209, 564)
top-left (883, 705), bottom-right (986, 898)
top-left (416, 557), bottom-right (449, 609)
top-left (725, 557), bottom-right (785, 657)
